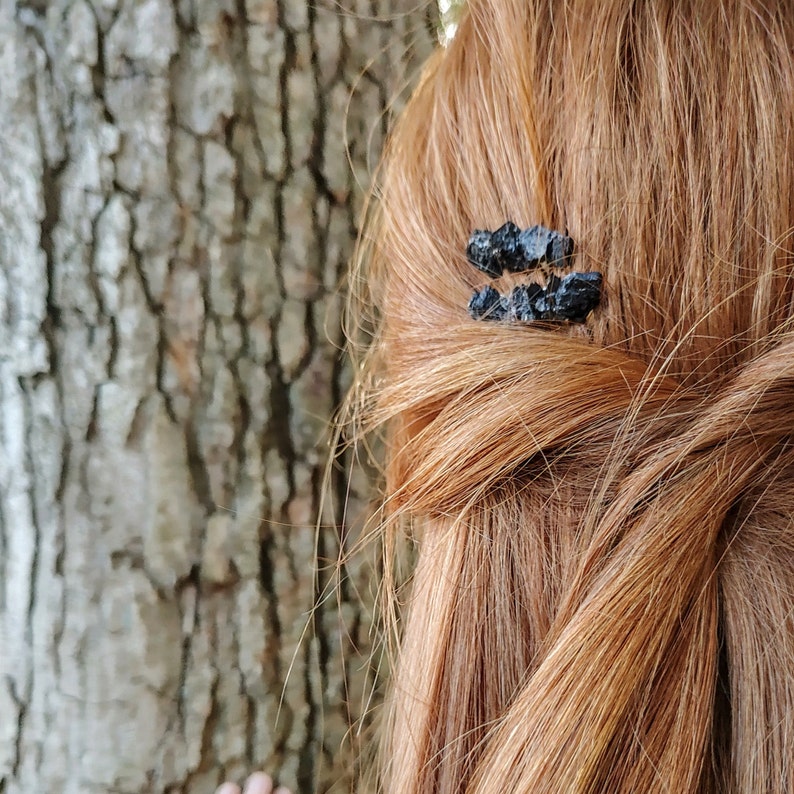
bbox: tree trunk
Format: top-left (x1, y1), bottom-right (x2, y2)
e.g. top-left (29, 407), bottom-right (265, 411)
top-left (0, 2), bottom-right (434, 792)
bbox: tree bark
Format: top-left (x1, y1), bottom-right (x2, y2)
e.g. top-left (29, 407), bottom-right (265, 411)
top-left (0, 2), bottom-right (434, 792)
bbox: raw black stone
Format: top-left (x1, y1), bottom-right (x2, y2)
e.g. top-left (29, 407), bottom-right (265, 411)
top-left (545, 231), bottom-right (574, 266)
top-left (469, 271), bottom-right (601, 324)
top-left (508, 283), bottom-right (544, 321)
top-left (468, 285), bottom-right (508, 320)
top-left (546, 273), bottom-right (562, 293)
top-left (489, 221), bottom-right (523, 272)
top-left (513, 225), bottom-right (574, 271)
top-left (552, 271), bottom-right (602, 322)
top-left (466, 219), bottom-right (598, 324)
top-left (466, 229), bottom-right (502, 277)
top-left (532, 291), bottom-right (554, 319)
top-left (467, 223), bottom-right (575, 277)
top-left (515, 225), bottom-right (548, 266)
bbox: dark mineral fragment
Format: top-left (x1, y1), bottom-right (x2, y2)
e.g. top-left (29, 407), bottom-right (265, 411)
top-left (466, 222), bottom-right (575, 276)
top-left (469, 271), bottom-right (602, 324)
top-left (516, 225), bottom-right (574, 270)
top-left (508, 283), bottom-right (544, 321)
top-left (466, 230), bottom-right (501, 277)
top-left (551, 271), bottom-right (602, 322)
top-left (527, 273), bottom-right (556, 319)
top-left (547, 232), bottom-right (574, 266)
top-left (468, 284), bottom-right (508, 320)
top-left (466, 221), bottom-right (599, 323)
top-left (490, 221), bottom-right (523, 271)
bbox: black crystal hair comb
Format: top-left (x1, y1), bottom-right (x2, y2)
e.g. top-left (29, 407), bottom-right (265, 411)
top-left (466, 222), bottom-right (601, 324)
top-left (466, 221), bottom-right (574, 277)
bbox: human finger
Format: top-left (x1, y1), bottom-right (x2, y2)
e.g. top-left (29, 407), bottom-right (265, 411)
top-left (242, 772), bottom-right (274, 794)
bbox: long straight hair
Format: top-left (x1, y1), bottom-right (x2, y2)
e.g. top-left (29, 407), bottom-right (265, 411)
top-left (349, 1), bottom-right (794, 791)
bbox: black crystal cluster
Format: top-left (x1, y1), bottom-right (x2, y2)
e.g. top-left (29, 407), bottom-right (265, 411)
top-left (466, 221), bottom-right (574, 277)
top-left (468, 272), bottom-right (602, 323)
top-left (465, 222), bottom-right (602, 324)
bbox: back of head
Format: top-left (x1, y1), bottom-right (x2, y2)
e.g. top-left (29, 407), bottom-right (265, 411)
top-left (352, 1), bottom-right (794, 791)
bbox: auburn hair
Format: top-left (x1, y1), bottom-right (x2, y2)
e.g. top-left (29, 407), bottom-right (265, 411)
top-left (348, 1), bottom-right (794, 791)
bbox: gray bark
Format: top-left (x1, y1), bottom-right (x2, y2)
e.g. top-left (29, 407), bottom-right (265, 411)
top-left (0, 1), bottom-right (434, 792)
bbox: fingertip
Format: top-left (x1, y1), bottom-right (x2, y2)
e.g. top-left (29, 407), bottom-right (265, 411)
top-left (273, 786), bottom-right (292, 794)
top-left (216, 784), bottom-right (241, 794)
top-left (243, 772), bottom-right (274, 794)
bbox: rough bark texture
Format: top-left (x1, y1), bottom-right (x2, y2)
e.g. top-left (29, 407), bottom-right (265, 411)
top-left (0, 1), bottom-right (434, 792)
